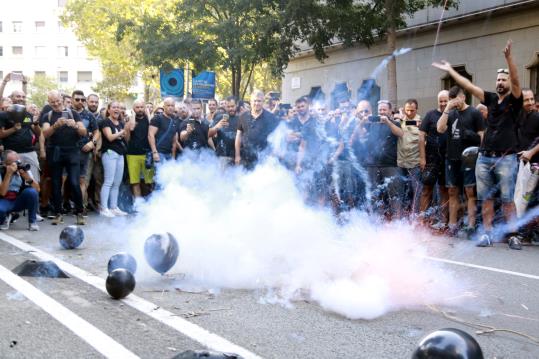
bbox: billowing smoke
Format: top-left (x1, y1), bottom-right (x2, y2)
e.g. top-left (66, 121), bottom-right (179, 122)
top-left (123, 152), bottom-right (465, 320)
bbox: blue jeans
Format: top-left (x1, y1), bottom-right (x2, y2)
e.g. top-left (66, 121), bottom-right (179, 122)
top-left (0, 188), bottom-right (39, 224)
top-left (476, 153), bottom-right (517, 202)
top-left (100, 150), bottom-right (124, 210)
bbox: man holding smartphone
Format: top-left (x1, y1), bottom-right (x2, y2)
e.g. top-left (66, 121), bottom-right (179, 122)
top-left (41, 90), bottom-right (87, 225)
top-left (209, 96), bottom-right (240, 166)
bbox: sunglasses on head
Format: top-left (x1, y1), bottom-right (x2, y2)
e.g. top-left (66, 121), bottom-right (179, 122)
top-left (497, 68), bottom-right (509, 74)
top-left (378, 100), bottom-right (391, 105)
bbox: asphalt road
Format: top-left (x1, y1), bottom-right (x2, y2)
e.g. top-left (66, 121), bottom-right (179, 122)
top-left (0, 213), bottom-right (538, 358)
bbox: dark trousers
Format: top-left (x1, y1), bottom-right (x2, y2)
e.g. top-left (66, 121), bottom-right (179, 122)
top-left (0, 188), bottom-right (39, 224)
top-left (48, 148), bottom-right (83, 215)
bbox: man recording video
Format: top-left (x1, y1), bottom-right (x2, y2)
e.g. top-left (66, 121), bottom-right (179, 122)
top-left (0, 150), bottom-right (40, 231)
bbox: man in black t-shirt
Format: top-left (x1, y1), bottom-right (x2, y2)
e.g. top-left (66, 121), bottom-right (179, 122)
top-left (148, 97), bottom-right (178, 164)
top-left (71, 90), bottom-right (99, 214)
top-left (516, 89), bottom-right (539, 162)
top-left (283, 97), bottom-right (316, 170)
top-left (41, 90), bottom-right (87, 226)
top-left (178, 100), bottom-right (210, 152)
top-left (419, 90), bottom-right (449, 227)
top-left (360, 100), bottom-right (404, 219)
top-left (0, 90), bottom-right (41, 183)
top-left (85, 93), bottom-right (103, 211)
top-left (209, 96), bottom-right (240, 166)
top-left (437, 86), bottom-right (484, 237)
top-left (235, 90), bottom-right (280, 169)
top-left (433, 39), bottom-right (523, 249)
top-left (125, 100), bottom-right (153, 198)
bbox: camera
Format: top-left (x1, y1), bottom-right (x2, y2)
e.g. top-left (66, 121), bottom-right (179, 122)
top-left (16, 161), bottom-right (31, 171)
top-left (368, 115), bottom-right (381, 123)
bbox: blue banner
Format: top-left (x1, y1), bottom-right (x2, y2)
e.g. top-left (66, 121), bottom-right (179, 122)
top-left (160, 69), bottom-right (184, 98)
top-left (192, 71), bottom-right (216, 100)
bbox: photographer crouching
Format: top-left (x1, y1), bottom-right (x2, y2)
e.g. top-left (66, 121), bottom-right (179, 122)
top-left (0, 150), bottom-right (40, 231)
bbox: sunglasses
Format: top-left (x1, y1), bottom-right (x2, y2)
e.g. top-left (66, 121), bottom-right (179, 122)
top-left (359, 109), bottom-right (370, 113)
top-left (74, 98), bottom-right (86, 102)
top-left (497, 68), bottom-right (509, 74)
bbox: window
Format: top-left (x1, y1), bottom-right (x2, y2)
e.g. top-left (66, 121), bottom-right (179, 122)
top-left (57, 21), bottom-right (68, 33)
top-left (13, 21), bottom-right (22, 33)
top-left (35, 71), bottom-right (46, 78)
top-left (58, 71), bottom-right (68, 83)
top-left (0, 72), bottom-right (2, 80)
top-left (0, 47), bottom-right (3, 56)
top-left (0, 22), bottom-right (3, 32)
top-left (77, 71), bottom-right (92, 82)
top-left (58, 0), bottom-right (67, 6)
top-left (34, 46), bottom-right (47, 57)
top-left (12, 46), bottom-right (23, 55)
top-left (35, 21), bottom-right (45, 31)
top-left (57, 46), bottom-right (69, 57)
top-left (527, 53), bottom-right (539, 97)
top-left (442, 65), bottom-right (473, 104)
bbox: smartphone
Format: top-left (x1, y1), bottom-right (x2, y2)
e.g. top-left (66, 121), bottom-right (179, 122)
top-left (368, 115), bottom-right (381, 123)
top-left (11, 72), bottom-right (23, 81)
top-left (405, 120), bottom-right (418, 126)
top-left (222, 113), bottom-right (229, 121)
top-left (61, 110), bottom-right (70, 119)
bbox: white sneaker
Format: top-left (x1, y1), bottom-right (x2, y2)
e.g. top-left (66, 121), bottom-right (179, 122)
top-left (28, 223), bottom-right (39, 231)
top-left (1, 214), bottom-right (12, 230)
top-left (36, 214), bottom-right (44, 222)
top-left (100, 208), bottom-right (115, 218)
top-left (110, 208), bottom-right (128, 216)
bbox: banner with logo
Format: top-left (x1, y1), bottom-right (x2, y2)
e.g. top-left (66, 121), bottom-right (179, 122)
top-left (160, 69), bottom-right (184, 98)
top-left (192, 71), bottom-right (216, 100)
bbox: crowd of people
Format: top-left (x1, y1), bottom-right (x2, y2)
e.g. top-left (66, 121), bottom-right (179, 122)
top-left (0, 40), bottom-right (538, 251)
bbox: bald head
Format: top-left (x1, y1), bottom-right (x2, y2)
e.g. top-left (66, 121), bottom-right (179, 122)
top-left (356, 100), bottom-right (372, 118)
top-left (10, 90), bottom-right (26, 105)
top-left (476, 104), bottom-right (488, 120)
top-left (163, 97), bottom-right (176, 117)
top-left (48, 90), bottom-right (63, 111)
top-left (133, 99), bottom-right (145, 117)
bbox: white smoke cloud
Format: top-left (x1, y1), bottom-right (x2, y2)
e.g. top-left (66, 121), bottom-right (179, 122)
top-left (125, 153), bottom-right (465, 320)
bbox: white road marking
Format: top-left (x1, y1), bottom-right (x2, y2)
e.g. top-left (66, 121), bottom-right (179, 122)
top-left (423, 255), bottom-right (539, 280)
top-left (0, 263), bottom-right (139, 359)
top-left (0, 232), bottom-right (262, 359)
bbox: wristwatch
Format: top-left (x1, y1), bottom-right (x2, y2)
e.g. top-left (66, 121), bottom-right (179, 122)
top-left (25, 179), bottom-right (34, 186)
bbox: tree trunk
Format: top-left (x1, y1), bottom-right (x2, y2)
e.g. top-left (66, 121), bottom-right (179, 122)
top-left (386, 26), bottom-right (397, 107)
top-left (386, 0), bottom-right (398, 107)
top-left (231, 66), bottom-right (237, 98)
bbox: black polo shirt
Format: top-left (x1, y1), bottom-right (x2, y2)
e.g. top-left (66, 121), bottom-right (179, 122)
top-left (481, 91), bottom-right (523, 153)
top-left (40, 110), bottom-right (82, 148)
top-left (420, 109), bottom-right (446, 159)
top-left (178, 118), bottom-right (209, 150)
top-left (237, 109), bottom-right (279, 156)
top-left (150, 113), bottom-right (178, 154)
top-left (211, 113), bottom-right (239, 157)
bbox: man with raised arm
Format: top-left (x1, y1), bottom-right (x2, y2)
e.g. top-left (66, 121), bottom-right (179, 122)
top-left (433, 40), bottom-right (523, 249)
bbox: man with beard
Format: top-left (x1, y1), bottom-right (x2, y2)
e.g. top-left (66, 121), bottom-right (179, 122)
top-left (85, 93), bottom-right (103, 211)
top-left (0, 89), bottom-right (41, 184)
top-left (433, 40), bottom-right (523, 249)
top-left (235, 90), bottom-right (280, 169)
top-left (283, 97), bottom-right (315, 170)
top-left (206, 98), bottom-right (218, 123)
top-left (125, 100), bottom-right (153, 197)
top-left (209, 96), bottom-right (240, 166)
top-left (517, 88), bottom-right (539, 163)
top-left (419, 90), bottom-right (449, 228)
top-left (41, 90), bottom-right (87, 225)
top-left (71, 90), bottom-right (99, 216)
top-left (437, 86), bottom-right (484, 238)
top-left (148, 97), bottom-right (178, 164)
top-left (179, 99), bottom-right (211, 152)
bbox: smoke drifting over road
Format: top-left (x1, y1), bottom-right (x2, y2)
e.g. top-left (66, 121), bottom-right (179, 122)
top-left (126, 153), bottom-right (464, 320)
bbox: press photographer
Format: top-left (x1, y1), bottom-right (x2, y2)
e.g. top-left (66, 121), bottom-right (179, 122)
top-left (0, 150), bottom-right (40, 231)
top-left (0, 94), bottom-right (42, 183)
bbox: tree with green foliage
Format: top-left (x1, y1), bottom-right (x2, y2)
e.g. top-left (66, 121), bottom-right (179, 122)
top-left (27, 75), bottom-right (63, 107)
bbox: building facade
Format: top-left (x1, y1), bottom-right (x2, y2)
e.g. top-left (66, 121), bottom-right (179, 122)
top-left (282, 0), bottom-right (539, 112)
top-left (0, 0), bottom-right (102, 98)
